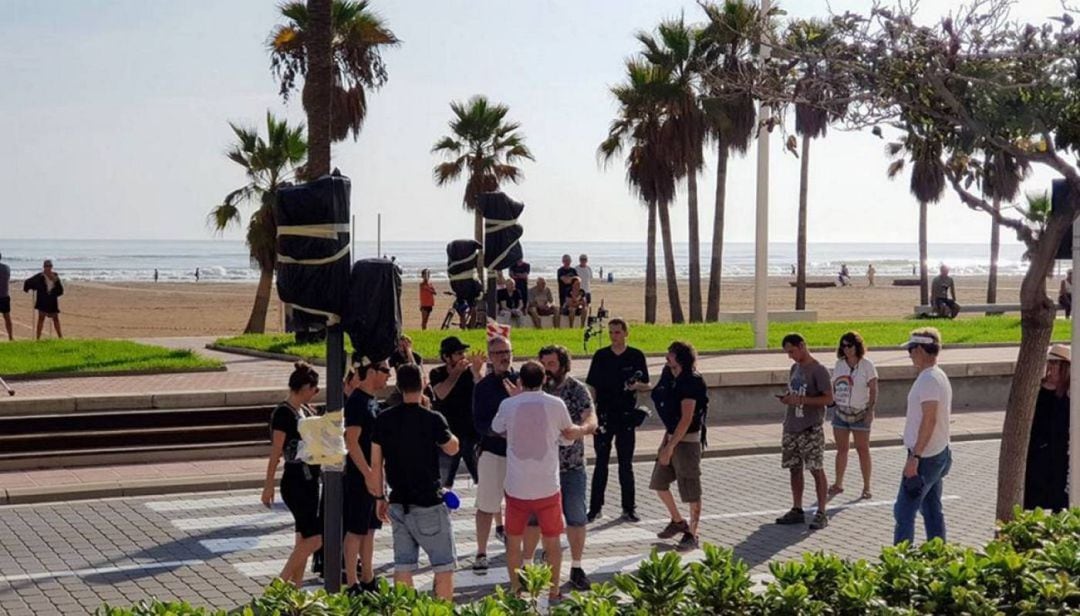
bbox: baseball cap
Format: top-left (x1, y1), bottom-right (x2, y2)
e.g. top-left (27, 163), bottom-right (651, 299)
top-left (439, 336), bottom-right (470, 356)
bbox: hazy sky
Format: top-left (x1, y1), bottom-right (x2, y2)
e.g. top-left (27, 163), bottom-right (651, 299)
top-left (0, 0), bottom-right (1069, 246)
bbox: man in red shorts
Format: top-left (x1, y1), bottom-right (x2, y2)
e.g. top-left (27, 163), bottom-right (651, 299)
top-left (491, 361), bottom-right (585, 600)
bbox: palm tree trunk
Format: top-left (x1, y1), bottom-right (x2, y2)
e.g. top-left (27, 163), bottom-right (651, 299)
top-left (687, 170), bottom-right (702, 323)
top-left (987, 197), bottom-right (1001, 307)
top-left (706, 146), bottom-right (728, 321)
top-left (919, 200), bottom-right (929, 306)
top-left (301, 0), bottom-right (333, 181)
top-left (657, 201), bottom-right (685, 324)
top-left (244, 266), bottom-right (275, 334)
top-left (646, 200), bottom-right (658, 324)
top-left (796, 134), bottom-right (811, 311)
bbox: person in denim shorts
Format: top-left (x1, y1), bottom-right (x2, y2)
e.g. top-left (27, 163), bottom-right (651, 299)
top-left (829, 331), bottom-right (879, 500)
top-left (368, 364), bottom-right (460, 600)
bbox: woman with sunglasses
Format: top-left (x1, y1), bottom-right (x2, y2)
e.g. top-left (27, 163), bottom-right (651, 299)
top-left (829, 332), bottom-right (878, 499)
top-left (262, 361), bottom-right (323, 586)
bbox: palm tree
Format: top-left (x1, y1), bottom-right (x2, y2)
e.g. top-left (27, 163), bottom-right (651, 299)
top-left (600, 60), bottom-right (684, 324)
top-left (269, 0), bottom-right (399, 164)
top-left (787, 18), bottom-right (847, 310)
top-left (981, 150), bottom-right (1029, 304)
top-left (431, 96), bottom-right (534, 282)
top-left (887, 126), bottom-right (947, 305)
top-left (699, 0), bottom-right (759, 321)
top-left (210, 113), bottom-right (307, 333)
top-left (635, 18), bottom-right (709, 322)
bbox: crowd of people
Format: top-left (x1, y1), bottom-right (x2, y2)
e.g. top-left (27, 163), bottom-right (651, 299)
top-left (0, 254), bottom-right (65, 340)
top-left (258, 319), bottom-right (1077, 602)
top-left (418, 253), bottom-right (600, 330)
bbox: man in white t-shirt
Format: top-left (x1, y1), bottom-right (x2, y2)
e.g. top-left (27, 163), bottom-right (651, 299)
top-left (577, 254), bottom-right (594, 306)
top-left (492, 361), bottom-right (586, 599)
top-left (894, 328), bottom-right (952, 545)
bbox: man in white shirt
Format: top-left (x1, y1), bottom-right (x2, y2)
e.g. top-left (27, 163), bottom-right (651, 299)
top-left (577, 254), bottom-right (594, 306)
top-left (894, 328), bottom-right (953, 545)
top-left (492, 361), bottom-right (586, 600)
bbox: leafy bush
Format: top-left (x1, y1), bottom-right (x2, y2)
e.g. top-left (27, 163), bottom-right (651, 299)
top-left (96, 509), bottom-right (1080, 616)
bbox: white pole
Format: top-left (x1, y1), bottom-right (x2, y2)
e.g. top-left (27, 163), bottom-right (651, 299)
top-left (1070, 214), bottom-right (1080, 506)
top-left (377, 213), bottom-right (382, 258)
top-left (753, 0), bottom-right (772, 349)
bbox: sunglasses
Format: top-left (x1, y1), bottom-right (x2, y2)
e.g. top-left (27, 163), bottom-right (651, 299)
top-left (840, 342), bottom-right (855, 348)
top-left (374, 365), bottom-right (391, 374)
top-left (490, 350), bottom-right (512, 356)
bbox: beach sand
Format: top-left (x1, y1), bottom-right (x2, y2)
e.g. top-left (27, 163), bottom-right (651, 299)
top-left (1, 273), bottom-right (1042, 340)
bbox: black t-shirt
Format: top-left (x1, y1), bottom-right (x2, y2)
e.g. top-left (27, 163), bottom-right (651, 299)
top-left (388, 350), bottom-right (423, 370)
top-left (344, 390), bottom-right (379, 476)
top-left (270, 403), bottom-right (319, 473)
top-left (651, 368), bottom-right (709, 435)
top-left (473, 371), bottom-right (516, 457)
top-left (372, 403), bottom-right (452, 506)
top-left (557, 266), bottom-right (578, 301)
top-left (586, 346), bottom-right (649, 419)
top-left (496, 288), bottom-right (523, 310)
top-left (429, 365), bottom-right (476, 438)
top-left (509, 261), bottom-right (531, 296)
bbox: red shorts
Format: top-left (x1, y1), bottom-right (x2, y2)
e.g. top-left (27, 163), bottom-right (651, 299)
top-left (504, 492), bottom-right (564, 538)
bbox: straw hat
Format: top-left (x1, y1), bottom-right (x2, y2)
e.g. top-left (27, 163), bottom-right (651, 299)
top-left (1047, 344), bottom-right (1071, 363)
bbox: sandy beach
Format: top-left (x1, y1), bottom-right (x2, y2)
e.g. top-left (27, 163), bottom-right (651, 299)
top-left (0, 272), bottom-right (1041, 340)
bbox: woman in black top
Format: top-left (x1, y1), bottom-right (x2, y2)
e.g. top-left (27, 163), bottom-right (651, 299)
top-left (1024, 345), bottom-right (1071, 512)
top-left (23, 260), bottom-right (64, 339)
top-left (262, 362), bottom-right (322, 586)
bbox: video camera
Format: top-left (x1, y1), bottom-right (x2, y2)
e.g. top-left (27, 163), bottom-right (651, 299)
top-left (583, 300), bottom-right (610, 352)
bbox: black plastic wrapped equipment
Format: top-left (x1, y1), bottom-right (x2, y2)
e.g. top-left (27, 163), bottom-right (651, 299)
top-left (446, 239), bottom-right (483, 301)
top-left (479, 191), bottom-right (524, 270)
top-left (344, 258), bottom-right (402, 363)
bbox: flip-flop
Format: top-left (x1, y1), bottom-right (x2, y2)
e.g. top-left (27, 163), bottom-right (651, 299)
top-left (861, 489), bottom-right (872, 500)
top-left (827, 485), bottom-right (844, 497)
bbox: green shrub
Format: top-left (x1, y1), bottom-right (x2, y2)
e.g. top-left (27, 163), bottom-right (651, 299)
top-left (95, 509), bottom-right (1080, 616)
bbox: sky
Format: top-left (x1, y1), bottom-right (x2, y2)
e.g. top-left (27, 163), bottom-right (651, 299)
top-left (0, 0), bottom-right (1071, 246)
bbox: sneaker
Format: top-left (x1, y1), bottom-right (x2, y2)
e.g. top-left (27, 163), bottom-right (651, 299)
top-left (569, 567), bottom-right (591, 591)
top-left (472, 554), bottom-right (489, 573)
top-left (495, 525), bottom-right (507, 544)
top-left (622, 510), bottom-right (641, 523)
top-left (775, 507), bottom-right (805, 525)
top-left (533, 549), bottom-right (546, 565)
top-left (360, 578), bottom-right (380, 593)
top-left (586, 509), bottom-right (602, 523)
top-left (657, 519), bottom-right (690, 539)
top-left (809, 510), bottom-right (829, 530)
top-left (346, 583), bottom-right (363, 597)
top-left (676, 532), bottom-right (699, 552)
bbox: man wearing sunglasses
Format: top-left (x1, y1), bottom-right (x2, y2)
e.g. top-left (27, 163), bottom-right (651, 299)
top-left (342, 355), bottom-right (390, 594)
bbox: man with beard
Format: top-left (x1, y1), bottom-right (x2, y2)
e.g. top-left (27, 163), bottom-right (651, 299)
top-left (470, 335), bottom-right (515, 572)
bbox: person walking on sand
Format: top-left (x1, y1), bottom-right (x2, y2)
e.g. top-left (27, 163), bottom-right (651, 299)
top-left (828, 332), bottom-right (878, 500)
top-left (262, 362), bottom-right (323, 587)
top-left (775, 333), bottom-right (833, 530)
top-left (1058, 270), bottom-right (1072, 319)
top-left (0, 253), bottom-right (12, 340)
top-left (894, 328), bottom-right (952, 546)
top-left (419, 268), bottom-right (436, 330)
top-left (867, 264), bottom-right (876, 287)
top-left (23, 260), bottom-right (63, 340)
top-left (194, 267), bottom-right (200, 282)
top-left (153, 268), bottom-right (159, 283)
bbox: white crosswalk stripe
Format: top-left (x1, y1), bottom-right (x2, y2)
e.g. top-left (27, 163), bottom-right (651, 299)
top-left (146, 495), bottom-right (288, 512)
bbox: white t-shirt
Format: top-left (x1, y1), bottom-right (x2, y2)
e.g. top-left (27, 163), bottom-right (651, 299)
top-left (576, 265), bottom-right (593, 294)
top-left (491, 390), bottom-right (573, 500)
top-left (904, 366), bottom-right (952, 457)
top-left (831, 357), bottom-right (878, 411)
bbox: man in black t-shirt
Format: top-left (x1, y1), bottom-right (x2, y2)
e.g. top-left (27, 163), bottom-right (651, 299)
top-left (343, 358), bottom-right (390, 593)
top-left (369, 364), bottom-right (460, 600)
top-left (585, 318), bottom-right (649, 522)
top-left (509, 258), bottom-right (531, 299)
top-left (556, 253), bottom-right (578, 306)
top-left (429, 336), bottom-right (485, 487)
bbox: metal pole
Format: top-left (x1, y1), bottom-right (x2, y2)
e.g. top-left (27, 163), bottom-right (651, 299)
top-left (1070, 215), bottom-right (1080, 506)
top-left (323, 325), bottom-right (345, 593)
top-left (753, 0), bottom-right (772, 349)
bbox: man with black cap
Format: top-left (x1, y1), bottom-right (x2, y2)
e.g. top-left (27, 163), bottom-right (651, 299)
top-left (894, 327), bottom-right (952, 545)
top-left (429, 336), bottom-right (486, 487)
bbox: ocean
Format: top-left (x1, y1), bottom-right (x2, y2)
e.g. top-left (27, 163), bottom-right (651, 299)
top-left (0, 238), bottom-right (1035, 283)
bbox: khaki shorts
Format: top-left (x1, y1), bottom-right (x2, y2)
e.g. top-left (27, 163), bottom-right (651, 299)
top-left (781, 425), bottom-right (825, 470)
top-left (649, 438), bottom-right (702, 502)
top-left (476, 452), bottom-right (507, 514)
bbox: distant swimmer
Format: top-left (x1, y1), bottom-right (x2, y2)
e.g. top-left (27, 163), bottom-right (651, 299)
top-left (194, 268), bottom-right (200, 282)
top-left (154, 268), bottom-right (159, 283)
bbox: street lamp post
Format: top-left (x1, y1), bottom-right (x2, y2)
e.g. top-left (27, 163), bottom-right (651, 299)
top-left (753, 0), bottom-right (772, 349)
top-left (1070, 214), bottom-right (1080, 507)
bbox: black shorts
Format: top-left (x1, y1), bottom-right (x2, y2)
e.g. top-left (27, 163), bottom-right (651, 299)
top-left (0, 297), bottom-right (9, 314)
top-left (281, 465), bottom-right (322, 538)
top-left (344, 472), bottom-right (382, 535)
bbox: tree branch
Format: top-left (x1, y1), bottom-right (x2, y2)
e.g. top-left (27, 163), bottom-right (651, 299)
top-left (945, 168), bottom-right (1034, 246)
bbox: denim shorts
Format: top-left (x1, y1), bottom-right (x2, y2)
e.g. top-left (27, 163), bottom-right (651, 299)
top-left (388, 503), bottom-right (456, 573)
top-left (831, 407), bottom-right (871, 431)
top-left (528, 467), bottom-right (588, 528)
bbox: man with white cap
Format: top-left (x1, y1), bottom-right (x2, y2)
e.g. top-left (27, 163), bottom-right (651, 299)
top-left (894, 327), bottom-right (952, 545)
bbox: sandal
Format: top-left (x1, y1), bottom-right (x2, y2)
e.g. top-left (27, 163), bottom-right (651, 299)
top-left (827, 484), bottom-right (844, 497)
top-left (861, 489), bottom-right (872, 500)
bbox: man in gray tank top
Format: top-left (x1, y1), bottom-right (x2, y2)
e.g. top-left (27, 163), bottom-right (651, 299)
top-left (0, 252), bottom-right (12, 340)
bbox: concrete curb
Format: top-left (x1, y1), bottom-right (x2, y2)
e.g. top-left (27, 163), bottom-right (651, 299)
top-left (3, 366), bottom-right (227, 382)
top-left (0, 430), bottom-right (1001, 506)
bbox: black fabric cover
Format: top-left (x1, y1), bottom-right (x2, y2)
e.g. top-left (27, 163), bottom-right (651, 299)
top-left (479, 192), bottom-right (524, 270)
top-left (345, 258), bottom-right (402, 363)
top-left (447, 239), bottom-right (483, 301)
top-left (274, 175), bottom-right (351, 322)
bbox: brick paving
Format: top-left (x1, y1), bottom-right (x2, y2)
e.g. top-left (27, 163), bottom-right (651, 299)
top-left (0, 440), bottom-right (1000, 614)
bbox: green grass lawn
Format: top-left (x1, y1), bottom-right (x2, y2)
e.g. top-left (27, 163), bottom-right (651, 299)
top-left (0, 339), bottom-right (222, 376)
top-left (214, 316), bottom-right (1072, 362)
